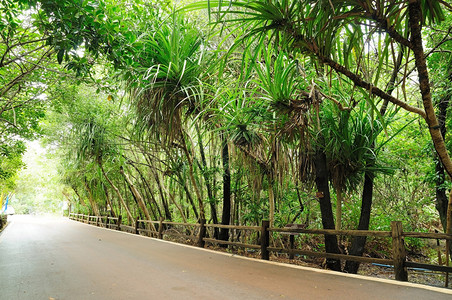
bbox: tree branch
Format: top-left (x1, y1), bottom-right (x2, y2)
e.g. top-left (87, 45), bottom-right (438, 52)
top-left (317, 53), bottom-right (426, 118)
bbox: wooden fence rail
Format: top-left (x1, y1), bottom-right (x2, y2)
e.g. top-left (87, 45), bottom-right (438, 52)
top-left (68, 213), bottom-right (452, 286)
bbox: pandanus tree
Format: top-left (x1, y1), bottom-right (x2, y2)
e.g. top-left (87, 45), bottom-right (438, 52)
top-left (122, 11), bottom-right (211, 222)
top-left (206, 81), bottom-right (266, 233)
top-left (186, 0), bottom-right (452, 271)
top-left (49, 84), bottom-right (136, 222)
top-left (250, 48), bottom-right (346, 270)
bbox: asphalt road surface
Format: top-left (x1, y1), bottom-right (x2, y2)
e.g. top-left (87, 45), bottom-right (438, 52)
top-left (1, 215), bottom-right (451, 300)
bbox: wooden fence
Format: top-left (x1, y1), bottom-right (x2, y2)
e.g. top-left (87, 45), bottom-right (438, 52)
top-left (69, 213), bottom-right (452, 286)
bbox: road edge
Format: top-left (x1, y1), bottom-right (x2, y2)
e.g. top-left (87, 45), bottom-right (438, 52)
top-left (70, 218), bottom-right (452, 295)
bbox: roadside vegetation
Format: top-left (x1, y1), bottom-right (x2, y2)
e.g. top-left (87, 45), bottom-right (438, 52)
top-left (1, 0), bottom-right (452, 277)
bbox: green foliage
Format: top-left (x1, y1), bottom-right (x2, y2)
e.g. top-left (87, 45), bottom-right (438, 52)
top-left (13, 141), bottom-right (66, 214)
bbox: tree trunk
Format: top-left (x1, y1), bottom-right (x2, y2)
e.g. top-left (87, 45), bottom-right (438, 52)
top-left (128, 161), bottom-right (160, 220)
top-left (435, 93), bottom-right (452, 260)
top-left (72, 186), bottom-right (86, 207)
top-left (83, 179), bottom-right (100, 216)
top-left (268, 184), bottom-right (275, 227)
top-left (178, 173), bottom-right (199, 220)
top-left (219, 136), bottom-right (231, 244)
top-left (335, 185), bottom-right (342, 230)
top-left (344, 172), bottom-right (373, 273)
top-left (197, 125), bottom-right (219, 238)
top-left (119, 166), bottom-right (152, 223)
top-left (435, 94), bottom-right (449, 232)
top-left (168, 192), bottom-right (187, 223)
top-left (408, 1), bottom-right (452, 246)
top-left (314, 150), bottom-right (341, 271)
top-left (268, 138), bottom-right (279, 228)
top-left (100, 164), bottom-right (133, 223)
top-left (180, 129), bottom-right (206, 221)
top-left (153, 169), bottom-right (173, 221)
top-left (102, 183), bottom-right (116, 218)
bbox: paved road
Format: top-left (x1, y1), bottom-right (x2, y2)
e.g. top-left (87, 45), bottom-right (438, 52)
top-left (1, 216), bottom-right (451, 300)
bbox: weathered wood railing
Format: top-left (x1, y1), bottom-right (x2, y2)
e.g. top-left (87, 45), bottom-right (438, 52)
top-left (68, 213), bottom-right (452, 286)
top-left (203, 223), bottom-right (261, 250)
top-left (70, 213), bottom-right (121, 230)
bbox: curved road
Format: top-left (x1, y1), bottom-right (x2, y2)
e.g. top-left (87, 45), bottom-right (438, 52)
top-left (0, 215), bottom-right (451, 300)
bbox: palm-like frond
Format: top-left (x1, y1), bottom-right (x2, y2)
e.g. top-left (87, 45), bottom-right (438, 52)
top-left (210, 83), bottom-right (266, 147)
top-left (319, 101), bottom-right (394, 191)
top-left (125, 12), bottom-right (207, 142)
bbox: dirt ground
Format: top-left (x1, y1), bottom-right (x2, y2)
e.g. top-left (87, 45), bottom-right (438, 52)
top-left (202, 245), bottom-right (452, 290)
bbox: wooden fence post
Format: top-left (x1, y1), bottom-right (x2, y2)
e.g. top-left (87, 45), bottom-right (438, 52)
top-left (96, 216), bottom-right (99, 227)
top-left (289, 235), bottom-right (295, 259)
top-left (135, 219), bottom-right (139, 235)
top-left (198, 218), bottom-right (206, 248)
top-left (117, 215), bottom-right (122, 231)
top-left (261, 220), bottom-right (270, 260)
top-left (158, 217), bottom-right (164, 239)
top-left (391, 221), bottom-right (408, 281)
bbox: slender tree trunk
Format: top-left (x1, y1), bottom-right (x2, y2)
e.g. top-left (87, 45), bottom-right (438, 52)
top-left (153, 169), bottom-right (172, 221)
top-left (126, 180), bottom-right (144, 221)
top-left (268, 138), bottom-right (279, 228)
top-left (178, 173), bottom-right (199, 220)
top-left (434, 93), bottom-right (452, 261)
top-left (197, 125), bottom-right (219, 238)
top-left (127, 161), bottom-right (160, 220)
top-left (268, 184), bottom-right (275, 227)
top-left (72, 186), bottom-right (86, 207)
top-left (120, 166), bottom-right (152, 222)
top-left (62, 192), bottom-right (74, 215)
top-left (102, 183), bottom-right (116, 218)
top-left (435, 94), bottom-right (449, 232)
top-left (344, 172), bottom-right (373, 273)
top-left (83, 179), bottom-right (100, 216)
top-left (219, 135), bottom-right (231, 243)
top-left (447, 192), bottom-right (452, 273)
top-left (314, 150), bottom-right (341, 271)
top-left (126, 159), bottom-right (159, 233)
top-left (180, 130), bottom-right (206, 221)
top-left (100, 164), bottom-right (133, 223)
top-left (335, 185), bottom-right (342, 230)
top-left (168, 192), bottom-right (187, 223)
top-left (408, 1), bottom-right (452, 238)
